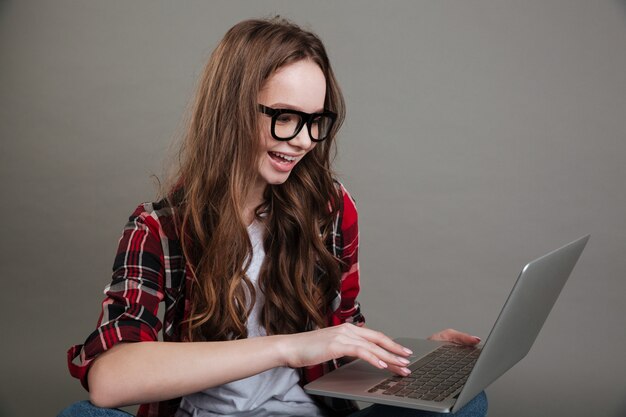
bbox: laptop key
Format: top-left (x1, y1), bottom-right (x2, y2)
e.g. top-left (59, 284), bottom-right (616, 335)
top-left (382, 386), bottom-right (403, 395)
top-left (396, 389), bottom-right (413, 397)
top-left (374, 345), bottom-right (480, 400)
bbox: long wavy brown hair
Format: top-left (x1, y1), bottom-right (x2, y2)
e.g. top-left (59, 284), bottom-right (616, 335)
top-left (168, 17), bottom-right (346, 342)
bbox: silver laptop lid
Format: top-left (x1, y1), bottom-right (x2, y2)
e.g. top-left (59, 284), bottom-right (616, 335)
top-left (452, 235), bottom-right (589, 412)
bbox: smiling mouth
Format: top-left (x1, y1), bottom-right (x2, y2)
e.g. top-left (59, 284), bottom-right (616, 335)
top-left (269, 151), bottom-right (298, 163)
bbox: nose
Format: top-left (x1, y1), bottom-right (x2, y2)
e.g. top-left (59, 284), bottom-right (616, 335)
top-left (288, 124), bottom-right (314, 150)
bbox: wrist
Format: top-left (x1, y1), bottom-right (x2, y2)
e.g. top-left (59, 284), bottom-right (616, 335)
top-left (270, 334), bottom-right (293, 368)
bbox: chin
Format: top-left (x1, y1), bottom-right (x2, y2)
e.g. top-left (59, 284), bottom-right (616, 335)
top-left (264, 173), bottom-right (291, 185)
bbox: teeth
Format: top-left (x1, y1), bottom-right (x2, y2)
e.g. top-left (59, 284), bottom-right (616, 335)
top-left (271, 152), bottom-right (297, 162)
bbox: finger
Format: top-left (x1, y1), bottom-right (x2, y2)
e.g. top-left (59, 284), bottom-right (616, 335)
top-left (343, 336), bottom-right (412, 368)
top-left (456, 333), bottom-right (481, 345)
top-left (387, 364), bottom-right (412, 377)
top-left (348, 325), bottom-right (413, 357)
top-left (340, 344), bottom-right (393, 371)
top-left (429, 329), bottom-right (481, 345)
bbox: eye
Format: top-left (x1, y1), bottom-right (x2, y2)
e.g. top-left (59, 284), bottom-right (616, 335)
top-left (276, 113), bottom-right (298, 125)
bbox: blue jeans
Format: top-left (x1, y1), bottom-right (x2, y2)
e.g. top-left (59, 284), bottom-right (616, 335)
top-left (57, 392), bottom-right (487, 417)
top-left (346, 391), bottom-right (488, 417)
top-left (57, 402), bottom-right (133, 417)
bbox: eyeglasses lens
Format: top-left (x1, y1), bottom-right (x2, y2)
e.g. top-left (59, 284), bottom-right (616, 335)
top-left (310, 115), bottom-right (333, 140)
top-left (274, 113), bottom-right (333, 140)
top-left (274, 113), bottom-right (301, 139)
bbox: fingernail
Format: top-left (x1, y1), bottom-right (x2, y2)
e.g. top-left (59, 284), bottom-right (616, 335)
top-left (403, 347), bottom-right (413, 355)
top-left (379, 360), bottom-right (388, 368)
top-left (402, 367), bottom-right (411, 375)
top-left (473, 337), bottom-right (481, 342)
top-left (398, 357), bottom-right (410, 365)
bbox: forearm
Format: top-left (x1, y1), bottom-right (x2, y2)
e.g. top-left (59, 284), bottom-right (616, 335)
top-left (88, 336), bottom-right (288, 408)
top-left (88, 323), bottom-right (414, 409)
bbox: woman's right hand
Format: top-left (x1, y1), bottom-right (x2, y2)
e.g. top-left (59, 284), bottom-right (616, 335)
top-left (277, 323), bottom-right (413, 376)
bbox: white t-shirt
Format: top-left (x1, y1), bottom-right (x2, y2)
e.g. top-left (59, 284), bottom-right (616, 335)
top-left (175, 220), bottom-right (326, 417)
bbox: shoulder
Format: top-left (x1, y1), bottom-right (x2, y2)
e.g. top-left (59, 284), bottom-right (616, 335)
top-left (334, 181), bottom-right (358, 228)
top-left (126, 197), bottom-right (179, 242)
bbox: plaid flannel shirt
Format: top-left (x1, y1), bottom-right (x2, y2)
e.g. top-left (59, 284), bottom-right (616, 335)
top-left (67, 183), bottom-right (364, 417)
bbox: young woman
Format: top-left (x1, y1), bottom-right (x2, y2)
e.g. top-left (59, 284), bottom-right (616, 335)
top-left (61, 18), bottom-right (487, 417)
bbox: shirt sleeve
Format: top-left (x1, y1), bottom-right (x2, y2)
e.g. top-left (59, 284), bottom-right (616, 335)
top-left (302, 184), bottom-right (366, 388)
top-left (67, 205), bottom-right (166, 390)
top-left (331, 183), bottom-right (365, 327)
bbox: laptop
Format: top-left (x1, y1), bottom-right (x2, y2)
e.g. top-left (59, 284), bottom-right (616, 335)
top-left (304, 235), bottom-right (590, 413)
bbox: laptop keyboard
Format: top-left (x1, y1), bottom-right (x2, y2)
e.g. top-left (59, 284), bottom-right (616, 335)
top-left (367, 344), bottom-right (480, 402)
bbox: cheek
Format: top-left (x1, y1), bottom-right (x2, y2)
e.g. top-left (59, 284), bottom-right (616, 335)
top-left (258, 131), bottom-right (273, 157)
top-left (257, 116), bottom-right (272, 147)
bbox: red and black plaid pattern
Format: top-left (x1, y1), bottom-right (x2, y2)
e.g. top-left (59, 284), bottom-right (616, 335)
top-left (67, 183), bottom-right (363, 417)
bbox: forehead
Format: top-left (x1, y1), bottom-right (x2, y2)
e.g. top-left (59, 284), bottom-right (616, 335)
top-left (258, 60), bottom-right (326, 112)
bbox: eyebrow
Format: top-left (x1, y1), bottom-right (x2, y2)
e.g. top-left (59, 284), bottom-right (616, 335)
top-left (269, 102), bottom-right (325, 113)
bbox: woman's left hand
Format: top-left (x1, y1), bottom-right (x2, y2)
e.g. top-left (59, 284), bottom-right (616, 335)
top-left (428, 328), bottom-right (481, 346)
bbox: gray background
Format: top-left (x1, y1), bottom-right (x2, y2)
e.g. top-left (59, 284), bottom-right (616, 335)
top-left (1, 1), bottom-right (625, 416)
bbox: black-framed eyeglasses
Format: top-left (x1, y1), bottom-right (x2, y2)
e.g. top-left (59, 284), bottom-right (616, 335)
top-left (258, 104), bottom-right (337, 142)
